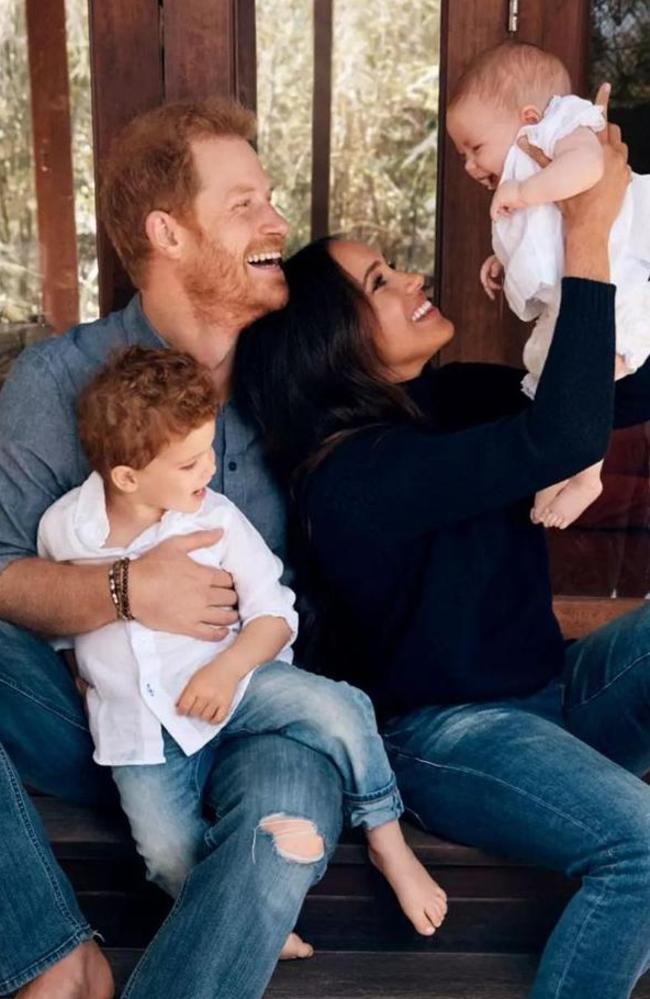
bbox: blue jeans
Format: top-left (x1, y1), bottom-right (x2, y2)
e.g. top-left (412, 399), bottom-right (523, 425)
top-left (383, 604), bottom-right (650, 999)
top-left (112, 660), bottom-right (401, 896)
top-left (0, 621), bottom-right (343, 998)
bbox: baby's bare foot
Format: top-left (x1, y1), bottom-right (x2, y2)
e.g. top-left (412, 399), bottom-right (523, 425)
top-left (537, 475), bottom-right (603, 530)
top-left (368, 831), bottom-right (447, 937)
top-left (16, 941), bottom-right (114, 999)
top-left (279, 931), bottom-right (314, 960)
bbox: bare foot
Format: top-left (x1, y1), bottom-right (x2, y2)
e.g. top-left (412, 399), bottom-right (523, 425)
top-left (368, 823), bottom-right (447, 936)
top-left (16, 941), bottom-right (114, 999)
top-left (279, 931), bottom-right (314, 960)
top-left (536, 475), bottom-right (603, 530)
top-left (530, 481), bottom-right (567, 525)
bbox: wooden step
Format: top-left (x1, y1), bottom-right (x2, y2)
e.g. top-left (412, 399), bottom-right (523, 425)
top-left (106, 949), bottom-right (650, 999)
top-left (35, 798), bottom-right (576, 953)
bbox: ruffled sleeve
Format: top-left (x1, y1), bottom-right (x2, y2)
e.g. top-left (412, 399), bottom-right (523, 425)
top-left (521, 94), bottom-right (605, 159)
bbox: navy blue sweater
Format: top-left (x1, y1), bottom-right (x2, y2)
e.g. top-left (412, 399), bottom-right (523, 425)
top-left (300, 278), bottom-right (647, 719)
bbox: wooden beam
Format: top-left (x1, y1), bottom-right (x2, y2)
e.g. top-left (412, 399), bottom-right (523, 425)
top-left (311, 0), bottom-right (333, 240)
top-left (88, 0), bottom-right (163, 316)
top-left (25, 0), bottom-right (79, 333)
top-left (162, 0), bottom-right (256, 106)
top-left (553, 596), bottom-right (644, 639)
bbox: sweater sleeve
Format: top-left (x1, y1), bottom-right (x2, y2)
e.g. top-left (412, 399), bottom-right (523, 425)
top-left (305, 278), bottom-right (615, 538)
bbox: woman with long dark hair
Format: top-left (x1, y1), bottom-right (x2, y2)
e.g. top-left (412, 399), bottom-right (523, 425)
top-left (236, 128), bottom-right (650, 999)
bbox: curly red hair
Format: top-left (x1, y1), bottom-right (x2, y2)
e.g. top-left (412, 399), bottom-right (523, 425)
top-left (77, 347), bottom-right (218, 480)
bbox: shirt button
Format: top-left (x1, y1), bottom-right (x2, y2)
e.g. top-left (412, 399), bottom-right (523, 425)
top-left (228, 461), bottom-right (238, 472)
top-left (145, 683), bottom-right (154, 696)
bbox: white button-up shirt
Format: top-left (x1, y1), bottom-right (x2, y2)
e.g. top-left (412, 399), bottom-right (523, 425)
top-left (37, 472), bottom-right (298, 766)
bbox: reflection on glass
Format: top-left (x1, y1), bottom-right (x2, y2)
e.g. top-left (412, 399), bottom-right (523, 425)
top-left (256, 0), bottom-right (314, 256)
top-left (548, 0), bottom-right (650, 598)
top-left (330, 0), bottom-right (439, 273)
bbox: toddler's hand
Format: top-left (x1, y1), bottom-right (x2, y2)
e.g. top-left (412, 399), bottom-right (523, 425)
top-left (479, 255), bottom-right (504, 300)
top-left (176, 658), bottom-right (240, 724)
top-left (490, 180), bottom-right (527, 221)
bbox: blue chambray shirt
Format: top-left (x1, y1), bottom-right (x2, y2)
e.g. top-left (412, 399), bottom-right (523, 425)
top-left (0, 295), bottom-right (288, 574)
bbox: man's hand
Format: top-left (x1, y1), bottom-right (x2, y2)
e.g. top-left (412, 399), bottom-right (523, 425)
top-left (176, 656), bottom-right (241, 724)
top-left (480, 254), bottom-right (504, 300)
top-left (490, 180), bottom-right (527, 221)
top-left (129, 529), bottom-right (239, 641)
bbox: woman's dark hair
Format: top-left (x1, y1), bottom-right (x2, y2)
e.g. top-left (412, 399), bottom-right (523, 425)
top-left (235, 237), bottom-right (425, 672)
top-left (235, 237), bottom-right (422, 487)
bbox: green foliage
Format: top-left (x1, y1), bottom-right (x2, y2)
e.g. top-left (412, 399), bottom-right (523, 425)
top-left (256, 0), bottom-right (440, 272)
top-left (1, 0), bottom-right (440, 323)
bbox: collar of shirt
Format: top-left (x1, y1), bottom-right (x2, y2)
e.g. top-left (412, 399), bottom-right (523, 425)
top-left (74, 470), bottom-right (208, 553)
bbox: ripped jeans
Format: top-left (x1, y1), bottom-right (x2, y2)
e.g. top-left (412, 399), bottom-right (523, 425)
top-left (112, 659), bottom-right (402, 896)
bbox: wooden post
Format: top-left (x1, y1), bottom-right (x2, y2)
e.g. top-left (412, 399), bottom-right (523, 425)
top-left (25, 0), bottom-right (79, 333)
top-left (89, 0), bottom-right (257, 317)
top-left (88, 1), bottom-right (163, 317)
top-left (311, 0), bottom-right (333, 240)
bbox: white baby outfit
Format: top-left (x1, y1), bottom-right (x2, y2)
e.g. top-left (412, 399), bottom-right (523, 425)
top-left (492, 94), bottom-right (650, 398)
top-left (37, 472), bottom-right (298, 766)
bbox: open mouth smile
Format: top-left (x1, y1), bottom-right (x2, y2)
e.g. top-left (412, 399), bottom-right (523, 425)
top-left (411, 300), bottom-right (437, 322)
top-left (246, 252), bottom-right (283, 271)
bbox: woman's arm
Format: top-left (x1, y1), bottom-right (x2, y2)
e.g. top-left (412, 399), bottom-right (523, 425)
top-left (308, 279), bottom-right (614, 537)
top-left (307, 131), bottom-right (629, 537)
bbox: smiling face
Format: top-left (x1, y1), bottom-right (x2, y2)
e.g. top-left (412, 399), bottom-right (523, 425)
top-left (446, 95), bottom-right (521, 190)
top-left (124, 418), bottom-right (218, 515)
top-left (329, 240), bottom-right (454, 382)
top-left (177, 136), bottom-right (289, 327)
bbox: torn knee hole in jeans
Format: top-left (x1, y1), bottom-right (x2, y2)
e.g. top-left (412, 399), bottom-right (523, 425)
top-left (252, 813), bottom-right (325, 864)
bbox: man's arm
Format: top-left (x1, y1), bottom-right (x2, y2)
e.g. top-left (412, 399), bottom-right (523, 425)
top-left (0, 536), bottom-right (236, 640)
top-left (0, 348), bottom-right (237, 639)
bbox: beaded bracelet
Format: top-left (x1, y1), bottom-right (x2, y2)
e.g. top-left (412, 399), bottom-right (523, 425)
top-left (108, 556), bottom-right (134, 621)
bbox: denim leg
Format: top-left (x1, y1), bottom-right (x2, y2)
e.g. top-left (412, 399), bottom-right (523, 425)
top-left (384, 699), bottom-right (650, 999)
top-left (225, 660), bottom-right (402, 829)
top-left (0, 619), bottom-right (116, 807)
top-left (122, 733), bottom-right (343, 999)
top-left (0, 620), bottom-right (115, 991)
top-left (563, 604), bottom-right (650, 774)
top-left (111, 732), bottom-right (215, 897)
top-left (0, 740), bottom-right (94, 995)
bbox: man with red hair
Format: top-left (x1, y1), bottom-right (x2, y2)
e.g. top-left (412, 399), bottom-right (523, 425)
top-left (0, 98), bottom-right (342, 999)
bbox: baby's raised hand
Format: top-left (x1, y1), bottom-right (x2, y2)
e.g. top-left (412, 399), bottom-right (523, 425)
top-left (176, 657), bottom-right (240, 724)
top-left (490, 180), bottom-right (527, 221)
top-left (480, 254), bottom-right (504, 300)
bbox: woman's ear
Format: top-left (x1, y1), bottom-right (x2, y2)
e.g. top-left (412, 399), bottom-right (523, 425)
top-left (520, 104), bottom-right (542, 125)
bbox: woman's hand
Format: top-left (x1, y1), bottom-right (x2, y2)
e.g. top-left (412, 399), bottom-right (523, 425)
top-left (518, 83), bottom-right (630, 282)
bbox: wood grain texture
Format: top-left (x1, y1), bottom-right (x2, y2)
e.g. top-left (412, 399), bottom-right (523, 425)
top-left (88, 0), bottom-right (163, 316)
top-left (311, 0), bottom-right (333, 239)
top-left (163, 0), bottom-right (234, 101)
top-left (554, 596), bottom-right (644, 638)
top-left (25, 0), bottom-right (79, 332)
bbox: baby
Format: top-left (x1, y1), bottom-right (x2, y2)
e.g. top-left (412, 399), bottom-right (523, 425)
top-left (37, 346), bottom-right (447, 954)
top-left (446, 41), bottom-right (650, 529)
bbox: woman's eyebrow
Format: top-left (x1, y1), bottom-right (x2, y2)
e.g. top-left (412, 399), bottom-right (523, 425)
top-left (363, 259), bottom-right (382, 287)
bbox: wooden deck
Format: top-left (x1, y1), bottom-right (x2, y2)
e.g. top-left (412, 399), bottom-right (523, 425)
top-left (32, 797), bottom-right (650, 997)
